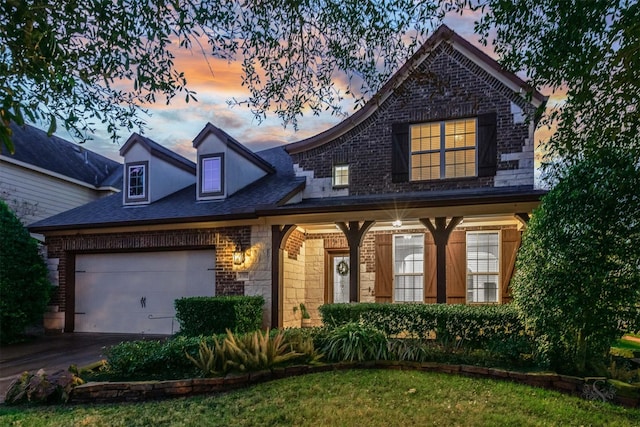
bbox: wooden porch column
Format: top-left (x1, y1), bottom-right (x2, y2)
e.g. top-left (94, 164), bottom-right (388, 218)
top-left (271, 224), bottom-right (295, 328)
top-left (420, 217), bottom-right (462, 304)
top-left (336, 220), bottom-right (375, 302)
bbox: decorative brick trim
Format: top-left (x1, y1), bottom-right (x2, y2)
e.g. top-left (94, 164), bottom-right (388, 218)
top-left (291, 43), bottom-right (534, 195)
top-left (284, 229), bottom-right (305, 260)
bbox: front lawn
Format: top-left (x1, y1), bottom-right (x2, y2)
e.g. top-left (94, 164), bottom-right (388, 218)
top-left (2, 370), bottom-right (638, 426)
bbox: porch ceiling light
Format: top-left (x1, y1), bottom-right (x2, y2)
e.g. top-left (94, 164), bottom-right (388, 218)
top-left (392, 219), bottom-right (402, 228)
top-left (233, 245), bottom-right (245, 265)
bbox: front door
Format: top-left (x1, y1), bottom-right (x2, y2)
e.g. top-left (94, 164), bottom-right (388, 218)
top-left (328, 252), bottom-right (350, 303)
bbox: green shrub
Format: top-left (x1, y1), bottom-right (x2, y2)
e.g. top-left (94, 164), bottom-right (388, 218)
top-left (4, 369), bottom-right (84, 405)
top-left (105, 335), bottom-right (224, 380)
top-left (175, 295), bottom-right (264, 336)
top-left (320, 322), bottom-right (388, 362)
top-left (319, 303), bottom-right (532, 358)
top-left (0, 200), bottom-right (51, 344)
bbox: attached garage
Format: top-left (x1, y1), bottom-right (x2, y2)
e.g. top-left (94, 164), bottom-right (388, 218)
top-left (74, 250), bottom-right (215, 334)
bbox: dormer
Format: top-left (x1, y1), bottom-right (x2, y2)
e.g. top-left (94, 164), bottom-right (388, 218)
top-left (119, 134), bottom-right (196, 206)
top-left (192, 123), bottom-right (275, 201)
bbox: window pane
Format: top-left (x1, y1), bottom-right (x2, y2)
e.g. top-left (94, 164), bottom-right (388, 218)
top-left (411, 153), bottom-right (440, 181)
top-left (466, 232), bottom-right (500, 303)
top-left (394, 234), bottom-right (424, 303)
top-left (128, 165), bottom-right (145, 197)
top-left (202, 157), bottom-right (222, 193)
top-left (333, 165), bottom-right (349, 187)
top-left (410, 123), bottom-right (440, 152)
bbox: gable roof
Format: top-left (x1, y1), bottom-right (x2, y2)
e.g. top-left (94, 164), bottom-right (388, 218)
top-left (29, 146), bottom-right (304, 232)
top-left (286, 24), bottom-right (547, 155)
top-left (193, 123), bottom-right (275, 174)
top-left (1, 123), bottom-right (122, 189)
top-left (119, 133), bottom-right (196, 174)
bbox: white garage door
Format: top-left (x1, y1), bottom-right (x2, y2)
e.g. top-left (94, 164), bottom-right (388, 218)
top-left (75, 250), bottom-right (215, 334)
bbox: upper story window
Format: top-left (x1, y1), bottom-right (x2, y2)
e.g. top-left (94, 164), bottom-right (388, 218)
top-left (391, 112), bottom-right (496, 183)
top-left (332, 164), bottom-right (349, 188)
top-left (466, 231), bottom-right (500, 303)
top-left (410, 118), bottom-right (476, 180)
top-left (393, 234), bottom-right (424, 303)
top-left (199, 153), bottom-right (224, 198)
top-left (124, 161), bottom-right (149, 203)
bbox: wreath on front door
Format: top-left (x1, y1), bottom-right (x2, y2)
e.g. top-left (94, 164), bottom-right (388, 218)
top-left (337, 260), bottom-right (349, 276)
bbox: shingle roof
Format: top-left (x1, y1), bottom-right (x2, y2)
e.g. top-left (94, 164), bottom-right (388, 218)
top-left (120, 133), bottom-right (196, 173)
top-left (2, 123), bottom-right (122, 189)
top-left (29, 146), bottom-right (305, 231)
top-left (259, 186), bottom-right (547, 216)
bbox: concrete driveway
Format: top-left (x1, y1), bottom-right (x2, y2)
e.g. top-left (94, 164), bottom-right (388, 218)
top-left (0, 333), bottom-right (166, 403)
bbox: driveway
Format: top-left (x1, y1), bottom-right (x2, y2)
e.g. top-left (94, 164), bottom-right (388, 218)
top-left (0, 333), bottom-right (166, 403)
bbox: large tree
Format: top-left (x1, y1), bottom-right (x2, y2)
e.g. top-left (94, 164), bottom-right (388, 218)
top-left (466, 0), bottom-right (640, 166)
top-left (1, 0), bottom-right (449, 152)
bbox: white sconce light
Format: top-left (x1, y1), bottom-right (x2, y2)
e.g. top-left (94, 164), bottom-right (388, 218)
top-left (392, 219), bottom-right (402, 228)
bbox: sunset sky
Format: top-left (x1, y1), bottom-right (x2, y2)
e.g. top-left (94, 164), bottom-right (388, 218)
top-left (49, 12), bottom-right (561, 164)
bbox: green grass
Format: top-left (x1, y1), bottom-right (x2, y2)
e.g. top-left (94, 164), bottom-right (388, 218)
top-left (2, 370), bottom-right (639, 426)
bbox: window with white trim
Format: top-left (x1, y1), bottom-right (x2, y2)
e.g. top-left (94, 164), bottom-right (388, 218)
top-left (125, 161), bottom-right (148, 203)
top-left (410, 118), bottom-right (477, 180)
top-left (199, 153), bottom-right (224, 197)
top-left (466, 231), bottom-right (500, 303)
top-left (393, 234), bottom-right (424, 302)
top-left (332, 164), bottom-right (349, 187)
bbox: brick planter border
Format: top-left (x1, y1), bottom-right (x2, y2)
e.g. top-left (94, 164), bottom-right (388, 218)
top-left (70, 362), bottom-right (639, 408)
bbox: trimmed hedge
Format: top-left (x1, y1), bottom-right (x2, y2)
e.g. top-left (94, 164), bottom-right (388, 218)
top-left (175, 296), bottom-right (264, 336)
top-left (319, 303), bottom-right (532, 357)
top-left (105, 335), bottom-right (224, 380)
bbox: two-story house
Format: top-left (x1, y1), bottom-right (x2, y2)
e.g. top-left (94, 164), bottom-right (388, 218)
top-left (30, 25), bottom-right (547, 334)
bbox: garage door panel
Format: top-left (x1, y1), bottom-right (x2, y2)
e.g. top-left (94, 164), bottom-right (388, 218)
top-left (75, 250), bottom-right (215, 334)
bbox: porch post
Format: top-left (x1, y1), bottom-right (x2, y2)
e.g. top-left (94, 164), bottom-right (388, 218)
top-left (420, 217), bottom-right (462, 304)
top-left (271, 224), bottom-right (295, 328)
top-left (336, 220), bottom-right (375, 302)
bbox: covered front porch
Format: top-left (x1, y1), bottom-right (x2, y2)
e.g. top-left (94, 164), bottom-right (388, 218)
top-left (266, 189), bottom-right (542, 328)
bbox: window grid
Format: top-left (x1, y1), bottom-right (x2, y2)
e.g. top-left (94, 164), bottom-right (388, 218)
top-left (202, 157), bottom-right (222, 193)
top-left (128, 165), bottom-right (145, 198)
top-left (393, 234), bottom-right (424, 303)
top-left (466, 231), bottom-right (500, 303)
top-left (333, 164), bottom-right (349, 187)
top-left (410, 118), bottom-right (476, 180)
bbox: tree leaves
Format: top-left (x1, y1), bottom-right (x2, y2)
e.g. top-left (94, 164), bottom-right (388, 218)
top-left (1, 0), bottom-right (448, 150)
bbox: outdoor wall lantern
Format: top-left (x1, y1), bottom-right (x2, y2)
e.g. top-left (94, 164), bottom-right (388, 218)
top-left (392, 219), bottom-right (403, 228)
top-left (233, 245), bottom-right (245, 265)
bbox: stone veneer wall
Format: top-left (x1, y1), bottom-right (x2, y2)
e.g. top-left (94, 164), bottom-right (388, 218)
top-left (45, 227), bottom-right (251, 316)
top-left (282, 234), bottom-right (306, 328)
top-left (243, 225), bottom-right (273, 328)
top-left (291, 43), bottom-right (536, 195)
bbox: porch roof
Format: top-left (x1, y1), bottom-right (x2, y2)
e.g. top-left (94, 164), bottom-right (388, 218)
top-left (261, 186), bottom-right (546, 224)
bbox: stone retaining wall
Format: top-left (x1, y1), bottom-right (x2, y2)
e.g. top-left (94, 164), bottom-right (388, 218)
top-left (70, 362), bottom-right (639, 408)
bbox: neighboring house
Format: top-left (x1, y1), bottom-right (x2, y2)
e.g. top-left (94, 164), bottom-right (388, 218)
top-left (30, 25), bottom-right (547, 335)
top-left (0, 123), bottom-right (122, 228)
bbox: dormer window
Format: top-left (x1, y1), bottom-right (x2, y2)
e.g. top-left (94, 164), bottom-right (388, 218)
top-left (124, 161), bottom-right (149, 203)
top-left (199, 153), bottom-right (224, 198)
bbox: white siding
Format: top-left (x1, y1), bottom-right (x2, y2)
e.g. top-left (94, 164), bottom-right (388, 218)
top-left (0, 161), bottom-right (115, 225)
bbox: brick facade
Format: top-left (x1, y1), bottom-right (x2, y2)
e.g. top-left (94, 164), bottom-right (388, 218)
top-left (46, 227), bottom-right (251, 313)
top-left (291, 43), bottom-right (535, 194)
